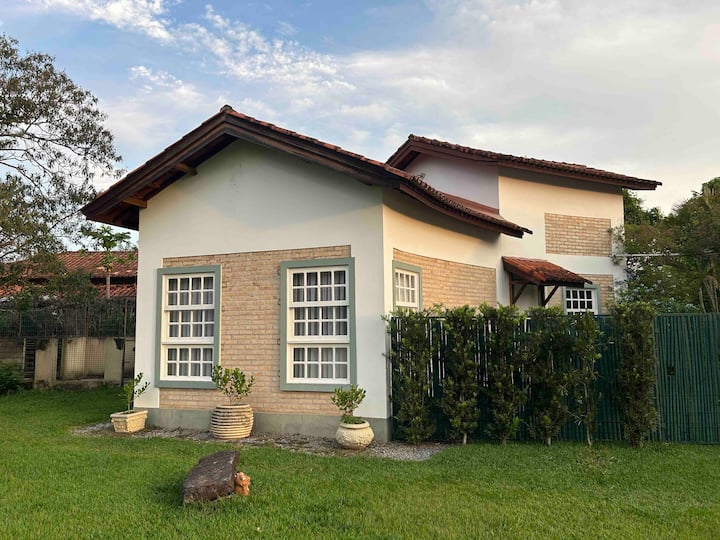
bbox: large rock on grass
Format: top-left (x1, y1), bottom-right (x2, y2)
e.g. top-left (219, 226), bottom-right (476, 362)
top-left (183, 450), bottom-right (238, 503)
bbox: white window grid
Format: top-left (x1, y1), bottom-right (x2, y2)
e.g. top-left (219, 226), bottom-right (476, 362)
top-left (288, 266), bottom-right (350, 383)
top-left (565, 287), bottom-right (598, 314)
top-left (395, 269), bottom-right (419, 309)
top-left (163, 273), bottom-right (215, 379)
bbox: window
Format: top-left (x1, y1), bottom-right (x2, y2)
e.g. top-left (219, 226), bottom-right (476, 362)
top-left (156, 266), bottom-right (220, 388)
top-left (564, 287), bottom-right (598, 314)
top-left (393, 261), bottom-right (422, 310)
top-left (281, 258), bottom-right (355, 390)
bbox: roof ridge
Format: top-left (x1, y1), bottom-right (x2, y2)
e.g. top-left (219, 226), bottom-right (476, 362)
top-left (394, 134), bottom-right (660, 188)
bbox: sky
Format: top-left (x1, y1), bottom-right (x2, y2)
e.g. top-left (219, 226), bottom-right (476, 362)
top-left (3, 0), bottom-right (719, 213)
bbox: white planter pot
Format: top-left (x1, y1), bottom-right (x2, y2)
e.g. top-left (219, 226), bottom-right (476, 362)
top-left (210, 404), bottom-right (254, 439)
top-left (110, 409), bottom-right (148, 433)
top-left (335, 420), bottom-right (374, 450)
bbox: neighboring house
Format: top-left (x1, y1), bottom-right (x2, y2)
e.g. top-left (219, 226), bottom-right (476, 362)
top-left (2, 251), bottom-right (138, 300)
top-left (0, 251), bottom-right (137, 387)
top-left (53, 251), bottom-right (138, 299)
top-left (82, 106), bottom-right (660, 441)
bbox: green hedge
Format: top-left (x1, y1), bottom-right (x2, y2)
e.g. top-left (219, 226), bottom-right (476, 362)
top-left (388, 302), bottom-right (655, 447)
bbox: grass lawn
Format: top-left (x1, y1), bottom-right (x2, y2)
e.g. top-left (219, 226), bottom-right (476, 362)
top-left (1, 388), bottom-right (719, 539)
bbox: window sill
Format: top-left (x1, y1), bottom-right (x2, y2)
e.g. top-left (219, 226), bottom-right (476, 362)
top-left (156, 379), bottom-right (216, 389)
top-left (280, 381), bottom-right (346, 392)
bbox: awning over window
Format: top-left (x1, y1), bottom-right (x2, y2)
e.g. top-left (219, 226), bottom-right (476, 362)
top-left (502, 256), bottom-right (592, 306)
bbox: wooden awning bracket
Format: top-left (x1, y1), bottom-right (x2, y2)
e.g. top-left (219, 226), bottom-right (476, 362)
top-left (540, 285), bottom-right (560, 307)
top-left (510, 279), bottom-right (528, 305)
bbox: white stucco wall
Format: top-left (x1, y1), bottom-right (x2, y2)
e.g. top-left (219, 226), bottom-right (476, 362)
top-left (134, 140), bottom-right (388, 419)
top-left (497, 169), bottom-right (625, 308)
top-left (381, 190), bottom-right (502, 313)
top-left (389, 157), bottom-right (625, 311)
top-left (404, 154), bottom-right (499, 208)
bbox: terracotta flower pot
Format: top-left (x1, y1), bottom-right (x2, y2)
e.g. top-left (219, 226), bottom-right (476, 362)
top-left (335, 420), bottom-right (374, 450)
top-left (210, 404), bottom-right (254, 439)
top-left (110, 409), bottom-right (148, 433)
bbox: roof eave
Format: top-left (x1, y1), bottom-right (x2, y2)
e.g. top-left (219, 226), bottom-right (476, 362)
top-left (83, 110), bottom-right (408, 229)
top-left (388, 138), bottom-right (661, 191)
top-left (397, 183), bottom-right (528, 238)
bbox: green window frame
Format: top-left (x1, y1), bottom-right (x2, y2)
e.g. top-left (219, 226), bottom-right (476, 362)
top-left (392, 260), bottom-right (422, 310)
top-left (280, 257), bottom-right (356, 391)
top-left (562, 285), bottom-right (601, 315)
top-left (155, 265), bottom-right (221, 389)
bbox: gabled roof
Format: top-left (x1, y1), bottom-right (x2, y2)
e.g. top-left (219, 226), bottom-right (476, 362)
top-left (1, 251), bottom-right (138, 300)
top-left (23, 251), bottom-right (137, 280)
top-left (387, 135), bottom-right (661, 191)
top-left (82, 107), bottom-right (529, 238)
top-left (502, 256), bottom-right (591, 287)
top-left (56, 251), bottom-right (137, 280)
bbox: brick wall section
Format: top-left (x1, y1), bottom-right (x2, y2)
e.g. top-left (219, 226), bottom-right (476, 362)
top-left (545, 213), bottom-right (612, 256)
top-left (160, 245), bottom-right (350, 415)
top-left (393, 249), bottom-right (496, 308)
top-left (546, 273), bottom-right (615, 314)
top-left (584, 273), bottom-right (615, 313)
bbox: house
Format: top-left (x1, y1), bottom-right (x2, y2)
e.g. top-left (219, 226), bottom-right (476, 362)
top-left (0, 251), bottom-right (137, 387)
top-left (82, 106), bottom-right (660, 441)
top-left (1, 251), bottom-right (138, 300)
top-left (45, 251), bottom-right (137, 299)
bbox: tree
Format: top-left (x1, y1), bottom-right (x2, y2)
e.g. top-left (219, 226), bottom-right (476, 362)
top-left (524, 307), bottom-right (574, 447)
top-left (83, 225), bottom-right (135, 299)
top-left (440, 305), bottom-right (480, 444)
top-left (614, 191), bottom-right (689, 311)
top-left (667, 178), bottom-right (720, 311)
top-left (387, 308), bottom-right (437, 444)
top-left (480, 304), bottom-right (527, 444)
top-left (0, 34), bottom-right (120, 288)
top-left (616, 187), bottom-right (717, 312)
top-left (568, 313), bottom-right (600, 447)
top-left (611, 301), bottom-right (658, 448)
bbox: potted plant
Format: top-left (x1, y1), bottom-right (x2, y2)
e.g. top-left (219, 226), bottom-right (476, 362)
top-left (110, 372), bottom-right (150, 433)
top-left (210, 366), bottom-right (255, 439)
top-left (331, 384), bottom-right (374, 449)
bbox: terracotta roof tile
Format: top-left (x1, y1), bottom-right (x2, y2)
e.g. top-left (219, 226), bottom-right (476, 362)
top-left (83, 106), bottom-right (531, 238)
top-left (388, 135), bottom-right (661, 190)
top-left (502, 256), bottom-right (591, 286)
top-left (97, 283), bottom-right (137, 299)
top-left (56, 251), bottom-right (137, 279)
top-left (225, 110), bottom-right (419, 181)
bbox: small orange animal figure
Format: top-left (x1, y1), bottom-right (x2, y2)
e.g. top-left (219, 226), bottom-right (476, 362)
top-left (235, 471), bottom-right (251, 496)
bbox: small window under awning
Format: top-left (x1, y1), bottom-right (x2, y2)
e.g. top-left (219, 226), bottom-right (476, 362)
top-left (502, 256), bottom-right (592, 306)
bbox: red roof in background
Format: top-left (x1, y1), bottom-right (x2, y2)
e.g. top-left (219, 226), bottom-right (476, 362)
top-left (99, 283), bottom-right (137, 299)
top-left (2, 251), bottom-right (139, 300)
top-left (56, 251), bottom-right (137, 279)
top-left (502, 257), bottom-right (591, 286)
top-left (388, 135), bottom-right (661, 191)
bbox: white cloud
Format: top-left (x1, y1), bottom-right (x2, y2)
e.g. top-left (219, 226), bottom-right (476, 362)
top-left (128, 65), bottom-right (203, 106)
top-left (276, 21), bottom-right (297, 37)
top-left (30, 1), bottom-right (351, 96)
top-left (33, 0), bottom-right (173, 41)
top-left (24, 0), bottom-right (720, 211)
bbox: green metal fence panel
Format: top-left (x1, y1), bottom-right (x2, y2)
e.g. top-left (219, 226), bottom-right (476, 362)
top-left (654, 314), bottom-right (720, 443)
top-left (0, 300), bottom-right (137, 339)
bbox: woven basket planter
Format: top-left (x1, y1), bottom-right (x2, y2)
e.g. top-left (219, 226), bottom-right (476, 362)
top-left (110, 409), bottom-right (148, 433)
top-left (210, 404), bottom-right (254, 439)
top-left (335, 420), bottom-right (374, 450)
